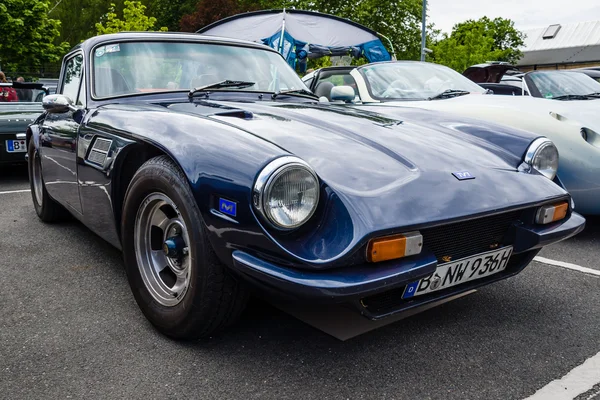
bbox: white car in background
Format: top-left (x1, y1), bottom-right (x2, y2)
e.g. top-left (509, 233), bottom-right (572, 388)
top-left (463, 62), bottom-right (600, 99)
top-left (302, 61), bottom-right (600, 215)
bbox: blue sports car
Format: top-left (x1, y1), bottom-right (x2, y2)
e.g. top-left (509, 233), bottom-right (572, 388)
top-left (27, 32), bottom-right (584, 339)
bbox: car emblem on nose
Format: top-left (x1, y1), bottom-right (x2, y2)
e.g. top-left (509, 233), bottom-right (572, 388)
top-left (452, 171), bottom-right (475, 180)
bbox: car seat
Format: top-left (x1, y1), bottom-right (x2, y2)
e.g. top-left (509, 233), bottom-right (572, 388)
top-left (314, 81), bottom-right (335, 101)
top-left (95, 67), bottom-right (131, 97)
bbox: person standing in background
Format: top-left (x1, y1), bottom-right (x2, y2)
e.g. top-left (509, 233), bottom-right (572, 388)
top-left (14, 76), bottom-right (30, 101)
top-left (0, 72), bottom-right (19, 102)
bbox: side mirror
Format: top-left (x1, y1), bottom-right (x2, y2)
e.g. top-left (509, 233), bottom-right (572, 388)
top-left (42, 94), bottom-right (76, 113)
top-left (330, 86), bottom-right (356, 102)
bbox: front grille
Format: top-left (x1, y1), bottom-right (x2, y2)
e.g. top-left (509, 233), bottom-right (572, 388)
top-left (421, 210), bottom-right (523, 262)
top-left (361, 251), bottom-right (532, 316)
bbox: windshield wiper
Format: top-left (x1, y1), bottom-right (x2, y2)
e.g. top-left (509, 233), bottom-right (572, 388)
top-left (188, 80), bottom-right (255, 98)
top-left (271, 88), bottom-right (318, 99)
top-left (551, 94), bottom-right (593, 101)
top-left (427, 89), bottom-right (471, 100)
top-left (584, 92), bottom-right (600, 98)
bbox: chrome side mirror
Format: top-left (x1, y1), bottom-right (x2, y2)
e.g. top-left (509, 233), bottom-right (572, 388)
top-left (330, 86), bottom-right (356, 102)
top-left (42, 94), bottom-right (76, 113)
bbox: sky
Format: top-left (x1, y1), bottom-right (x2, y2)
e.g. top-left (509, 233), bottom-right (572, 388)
top-left (428, 0), bottom-right (600, 33)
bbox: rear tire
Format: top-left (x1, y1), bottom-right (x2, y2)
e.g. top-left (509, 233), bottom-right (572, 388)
top-left (121, 155), bottom-right (248, 340)
top-left (28, 140), bottom-right (67, 222)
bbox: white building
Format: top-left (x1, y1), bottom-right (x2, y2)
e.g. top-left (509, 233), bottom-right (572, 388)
top-left (518, 21), bottom-right (600, 71)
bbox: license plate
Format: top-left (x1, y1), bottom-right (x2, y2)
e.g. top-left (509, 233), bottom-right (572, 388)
top-left (402, 246), bottom-right (513, 299)
top-left (6, 139), bottom-right (26, 153)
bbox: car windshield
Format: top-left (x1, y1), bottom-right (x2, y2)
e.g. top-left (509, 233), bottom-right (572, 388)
top-left (92, 41), bottom-right (308, 98)
top-left (0, 84), bottom-right (47, 103)
top-left (359, 62), bottom-right (486, 100)
top-left (527, 71), bottom-right (600, 99)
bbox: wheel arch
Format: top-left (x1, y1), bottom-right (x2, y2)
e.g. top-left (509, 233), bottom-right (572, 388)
top-left (26, 125), bottom-right (41, 151)
top-left (110, 140), bottom-right (179, 242)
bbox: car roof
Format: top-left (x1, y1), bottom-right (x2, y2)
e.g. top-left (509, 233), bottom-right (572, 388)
top-left (72, 31), bottom-right (278, 54)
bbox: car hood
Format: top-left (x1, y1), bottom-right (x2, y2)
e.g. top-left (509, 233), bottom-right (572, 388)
top-left (163, 99), bottom-right (566, 231)
top-left (378, 94), bottom-right (600, 132)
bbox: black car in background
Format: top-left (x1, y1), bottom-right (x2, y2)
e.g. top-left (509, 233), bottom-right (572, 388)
top-left (0, 82), bottom-right (48, 165)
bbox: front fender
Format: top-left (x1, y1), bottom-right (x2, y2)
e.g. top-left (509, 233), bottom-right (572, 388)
top-left (85, 104), bottom-right (293, 267)
top-left (26, 124), bottom-right (41, 152)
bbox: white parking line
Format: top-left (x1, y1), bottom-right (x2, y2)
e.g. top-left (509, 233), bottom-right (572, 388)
top-left (0, 189), bottom-right (30, 195)
top-left (534, 256), bottom-right (600, 277)
top-left (524, 351), bottom-right (600, 400)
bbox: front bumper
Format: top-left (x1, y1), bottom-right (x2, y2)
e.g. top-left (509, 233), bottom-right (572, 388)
top-left (231, 212), bottom-right (585, 313)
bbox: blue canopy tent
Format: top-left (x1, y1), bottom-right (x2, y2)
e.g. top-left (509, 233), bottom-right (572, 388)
top-left (197, 9), bottom-right (393, 72)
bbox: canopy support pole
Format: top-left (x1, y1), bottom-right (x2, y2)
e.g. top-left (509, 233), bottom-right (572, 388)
top-left (278, 8), bottom-right (286, 54)
top-left (420, 0), bottom-right (427, 61)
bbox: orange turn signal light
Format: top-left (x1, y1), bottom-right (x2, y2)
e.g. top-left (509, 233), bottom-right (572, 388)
top-left (367, 231), bottom-right (423, 263)
top-left (536, 202), bottom-right (568, 225)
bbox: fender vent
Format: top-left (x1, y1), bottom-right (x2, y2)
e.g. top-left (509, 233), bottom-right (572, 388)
top-left (87, 137), bottom-right (113, 166)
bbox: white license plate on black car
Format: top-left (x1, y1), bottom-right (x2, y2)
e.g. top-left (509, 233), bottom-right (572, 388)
top-left (6, 140), bottom-right (26, 153)
top-left (402, 246), bottom-right (513, 299)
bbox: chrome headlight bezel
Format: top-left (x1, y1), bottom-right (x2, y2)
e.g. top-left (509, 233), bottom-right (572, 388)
top-left (253, 156), bottom-right (320, 230)
top-left (524, 137), bottom-right (559, 180)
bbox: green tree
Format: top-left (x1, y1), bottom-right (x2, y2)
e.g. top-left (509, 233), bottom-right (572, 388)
top-left (95, 0), bottom-right (167, 35)
top-left (50, 0), bottom-right (118, 46)
top-left (179, 0), bottom-right (264, 32)
top-left (430, 17), bottom-right (524, 71)
top-left (145, 0), bottom-right (197, 31)
top-left (0, 0), bottom-right (70, 76)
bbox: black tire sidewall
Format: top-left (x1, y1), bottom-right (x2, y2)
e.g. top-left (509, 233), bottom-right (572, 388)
top-left (121, 159), bottom-right (211, 334)
top-left (28, 140), bottom-right (45, 216)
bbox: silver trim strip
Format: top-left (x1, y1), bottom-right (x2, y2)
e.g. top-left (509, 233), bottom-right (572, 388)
top-left (253, 156), bottom-right (320, 230)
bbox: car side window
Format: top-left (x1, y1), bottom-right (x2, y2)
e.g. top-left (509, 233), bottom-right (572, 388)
top-left (62, 54), bottom-right (84, 105)
top-left (77, 71), bottom-right (86, 106)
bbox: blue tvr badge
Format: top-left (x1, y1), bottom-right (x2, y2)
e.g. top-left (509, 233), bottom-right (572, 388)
top-left (452, 171), bottom-right (475, 181)
top-left (218, 198), bottom-right (237, 217)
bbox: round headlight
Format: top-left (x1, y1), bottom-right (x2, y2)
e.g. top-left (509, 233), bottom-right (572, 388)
top-left (254, 157), bottom-right (320, 229)
top-left (524, 138), bottom-right (559, 180)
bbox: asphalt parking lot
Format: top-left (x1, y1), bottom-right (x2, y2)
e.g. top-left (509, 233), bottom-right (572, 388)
top-left (1, 164), bottom-right (599, 400)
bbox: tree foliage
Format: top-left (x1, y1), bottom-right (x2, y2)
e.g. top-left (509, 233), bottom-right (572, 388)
top-left (179, 0), bottom-right (264, 32)
top-left (49, 0), bottom-right (112, 46)
top-left (430, 17), bottom-right (524, 71)
top-left (0, 0), bottom-right (70, 75)
top-left (146, 0), bottom-right (202, 31)
top-left (95, 1), bottom-right (167, 35)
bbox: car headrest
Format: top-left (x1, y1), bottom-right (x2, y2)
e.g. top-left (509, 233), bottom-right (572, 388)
top-left (314, 81), bottom-right (335, 101)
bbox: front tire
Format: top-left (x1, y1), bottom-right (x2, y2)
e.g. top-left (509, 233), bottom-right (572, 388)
top-left (121, 156), bottom-right (248, 340)
top-left (28, 139), bottom-right (67, 222)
